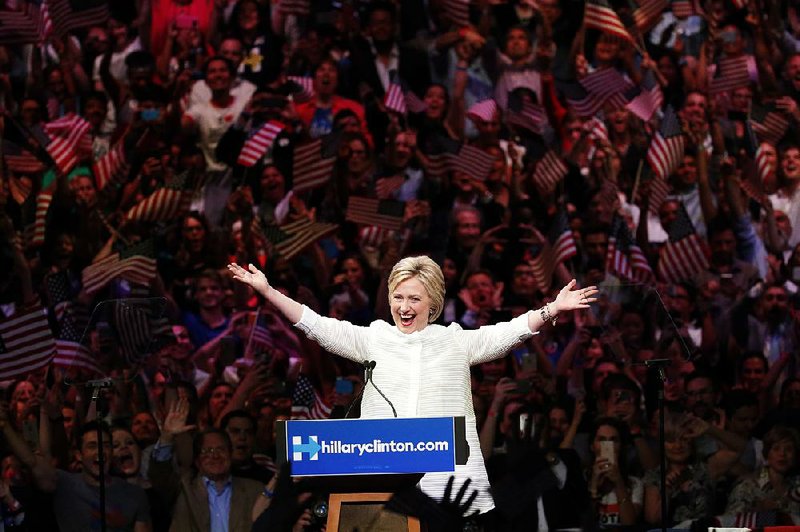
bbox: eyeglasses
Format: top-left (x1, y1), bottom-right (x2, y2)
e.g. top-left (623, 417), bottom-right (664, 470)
top-left (199, 446), bottom-right (229, 457)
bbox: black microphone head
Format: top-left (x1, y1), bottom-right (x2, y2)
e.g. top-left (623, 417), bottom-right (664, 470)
top-left (369, 360), bottom-right (377, 370)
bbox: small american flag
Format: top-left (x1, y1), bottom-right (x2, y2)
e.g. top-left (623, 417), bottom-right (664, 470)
top-left (657, 203), bottom-right (709, 283)
top-left (549, 209), bottom-right (577, 265)
top-left (606, 215), bottom-right (654, 283)
top-left (586, 115), bottom-right (609, 142)
top-left (44, 113), bottom-right (91, 175)
top-left (291, 374), bottom-right (332, 420)
top-left (467, 99), bottom-right (498, 124)
top-left (715, 510), bottom-right (777, 528)
top-left (346, 197), bottom-right (405, 232)
top-left (237, 120), bottom-right (285, 167)
top-left (755, 144), bottom-right (775, 183)
top-left (263, 218), bottom-right (339, 261)
top-left (46, 0), bottom-right (109, 36)
top-left (507, 91), bottom-right (547, 134)
top-left (7, 175), bottom-right (32, 205)
top-left (625, 70), bottom-right (664, 122)
top-left (584, 0), bottom-right (635, 43)
top-left (4, 151), bottom-right (46, 175)
top-left (566, 69), bottom-right (634, 117)
top-left (709, 56), bottom-right (751, 94)
top-left (750, 103), bottom-right (790, 146)
top-left (425, 136), bottom-right (495, 181)
top-left (30, 190), bottom-right (53, 247)
top-left (291, 131), bottom-right (340, 193)
top-left (384, 83), bottom-right (407, 115)
top-left (441, 0), bottom-right (470, 27)
top-left (633, 0), bottom-right (668, 32)
top-left (92, 142), bottom-right (128, 191)
top-left (113, 299), bottom-right (168, 366)
top-left (647, 105), bottom-right (684, 180)
top-left (532, 150), bottom-right (568, 195)
top-left (0, 7), bottom-right (40, 45)
top-left (358, 225), bottom-right (391, 248)
top-left (279, 0), bottom-right (310, 16)
top-left (81, 240), bottom-right (158, 296)
top-left (52, 294), bottom-right (97, 374)
top-left (0, 301), bottom-right (56, 380)
top-left (671, 0), bottom-right (702, 17)
top-left (125, 172), bottom-right (191, 223)
top-left (287, 76), bottom-right (315, 102)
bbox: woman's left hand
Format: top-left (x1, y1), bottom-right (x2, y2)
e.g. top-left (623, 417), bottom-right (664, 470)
top-left (553, 279), bottom-right (598, 313)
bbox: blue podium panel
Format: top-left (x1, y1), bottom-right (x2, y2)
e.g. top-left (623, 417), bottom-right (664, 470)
top-left (283, 417), bottom-right (460, 476)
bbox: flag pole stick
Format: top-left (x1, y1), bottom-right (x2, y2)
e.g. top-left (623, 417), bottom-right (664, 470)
top-left (244, 306), bottom-right (261, 360)
top-left (631, 158), bottom-right (645, 207)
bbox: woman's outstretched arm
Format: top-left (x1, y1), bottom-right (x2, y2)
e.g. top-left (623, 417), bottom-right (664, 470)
top-left (228, 263), bottom-right (304, 323)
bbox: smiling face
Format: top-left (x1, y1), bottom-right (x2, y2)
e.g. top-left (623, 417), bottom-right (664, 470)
top-left (112, 428), bottom-right (141, 477)
top-left (781, 147), bottom-right (800, 182)
top-left (390, 276), bottom-right (432, 333)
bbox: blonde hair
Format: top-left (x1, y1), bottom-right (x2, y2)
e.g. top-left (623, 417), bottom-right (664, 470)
top-left (387, 256), bottom-right (445, 323)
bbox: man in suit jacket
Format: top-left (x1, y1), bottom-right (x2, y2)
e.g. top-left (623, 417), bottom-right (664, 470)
top-left (347, 1), bottom-right (431, 152)
top-left (150, 403), bottom-right (264, 532)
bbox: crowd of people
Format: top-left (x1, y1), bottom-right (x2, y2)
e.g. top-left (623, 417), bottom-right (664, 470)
top-left (2, 0), bottom-right (800, 530)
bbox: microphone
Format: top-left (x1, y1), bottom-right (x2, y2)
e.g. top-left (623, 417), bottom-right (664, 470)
top-left (344, 360), bottom-right (397, 418)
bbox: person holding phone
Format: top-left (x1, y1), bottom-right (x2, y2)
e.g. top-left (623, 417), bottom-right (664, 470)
top-left (587, 417), bottom-right (643, 528)
top-left (228, 256), bottom-right (597, 515)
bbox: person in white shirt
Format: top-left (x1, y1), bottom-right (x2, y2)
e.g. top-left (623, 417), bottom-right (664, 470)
top-left (227, 256), bottom-right (597, 515)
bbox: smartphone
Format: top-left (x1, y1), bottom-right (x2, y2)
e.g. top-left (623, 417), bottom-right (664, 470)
top-left (599, 440), bottom-right (615, 465)
top-left (175, 14), bottom-right (198, 30)
top-left (335, 377), bottom-right (354, 395)
top-left (518, 412), bottom-right (530, 439)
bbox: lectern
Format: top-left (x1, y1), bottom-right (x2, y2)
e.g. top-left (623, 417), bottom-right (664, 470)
top-left (276, 416), bottom-right (469, 531)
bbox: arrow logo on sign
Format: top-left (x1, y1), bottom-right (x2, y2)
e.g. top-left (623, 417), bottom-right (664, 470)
top-left (292, 436), bottom-right (321, 461)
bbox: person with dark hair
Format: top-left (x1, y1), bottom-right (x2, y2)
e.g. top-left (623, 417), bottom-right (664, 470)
top-left (219, 410), bottom-right (274, 483)
top-left (587, 416), bottom-right (643, 527)
top-left (149, 400), bottom-right (264, 531)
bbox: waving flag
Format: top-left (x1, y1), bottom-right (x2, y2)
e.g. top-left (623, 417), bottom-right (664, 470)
top-left (125, 172), bottom-right (191, 223)
top-left (44, 114), bottom-right (91, 174)
top-left (657, 203), bottom-right (709, 283)
top-left (81, 240), bottom-right (158, 296)
top-left (30, 190), bottom-right (54, 247)
top-left (291, 374), bottom-right (332, 420)
top-left (750, 103), bottom-right (789, 146)
top-left (507, 91), bottom-right (547, 134)
top-left (584, 0), bottom-right (635, 43)
top-left (625, 70), bottom-right (664, 121)
top-left (0, 301), bottom-right (56, 380)
top-left (263, 218), bottom-right (339, 261)
top-left (46, 0), bottom-right (109, 36)
top-left (424, 135), bottom-right (495, 181)
top-left (291, 131), bottom-right (340, 193)
top-left (709, 56), bottom-right (751, 94)
top-left (606, 215), bottom-right (654, 283)
top-left (647, 106), bottom-right (684, 180)
top-left (0, 7), bottom-right (41, 45)
top-left (237, 120), bottom-right (285, 167)
top-left (93, 142), bottom-right (129, 191)
top-left (287, 76), bottom-right (315, 102)
top-left (633, 0), bottom-right (668, 32)
top-left (346, 197), bottom-right (405, 232)
top-left (565, 68), bottom-right (634, 117)
top-left (532, 150), bottom-right (568, 195)
top-left (467, 99), bottom-right (498, 124)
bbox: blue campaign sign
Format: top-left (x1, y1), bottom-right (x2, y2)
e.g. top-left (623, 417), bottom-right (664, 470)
top-left (285, 417), bottom-right (459, 476)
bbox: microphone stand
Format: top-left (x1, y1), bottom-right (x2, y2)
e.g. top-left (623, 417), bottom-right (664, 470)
top-left (87, 377), bottom-right (115, 532)
top-left (633, 358), bottom-right (671, 532)
top-left (344, 361), bottom-right (397, 418)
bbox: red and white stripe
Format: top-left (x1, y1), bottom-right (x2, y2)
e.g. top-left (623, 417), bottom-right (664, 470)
top-left (384, 83), bottom-right (407, 115)
top-left (81, 254), bottom-right (158, 296)
top-left (584, 0), bottom-right (635, 43)
top-left (657, 235), bottom-right (709, 283)
top-left (0, 302), bottom-right (56, 380)
top-left (292, 139), bottom-right (336, 193)
top-left (54, 340), bottom-right (99, 373)
top-left (709, 56), bottom-right (751, 94)
top-left (756, 144), bottom-right (775, 183)
top-left (237, 121), bottom-right (285, 167)
top-left (647, 132), bottom-right (684, 180)
top-left (30, 191), bottom-right (53, 247)
top-left (467, 99), bottom-right (498, 124)
top-left (44, 114), bottom-right (91, 174)
top-left (93, 143), bottom-right (128, 191)
top-left (358, 226), bottom-right (391, 248)
top-left (5, 151), bottom-right (45, 174)
top-left (532, 150), bottom-right (568, 195)
top-left (287, 76), bottom-right (315, 102)
top-left (125, 188), bottom-right (189, 223)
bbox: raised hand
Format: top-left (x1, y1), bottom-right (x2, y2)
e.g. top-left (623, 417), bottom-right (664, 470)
top-left (553, 280), bottom-right (598, 313)
top-left (161, 397), bottom-right (196, 444)
top-left (228, 263), bottom-right (270, 296)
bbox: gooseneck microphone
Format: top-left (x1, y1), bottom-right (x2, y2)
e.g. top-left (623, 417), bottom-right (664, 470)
top-left (344, 360), bottom-right (397, 418)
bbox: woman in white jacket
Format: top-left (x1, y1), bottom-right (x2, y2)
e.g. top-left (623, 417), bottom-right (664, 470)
top-left (228, 255), bottom-right (597, 514)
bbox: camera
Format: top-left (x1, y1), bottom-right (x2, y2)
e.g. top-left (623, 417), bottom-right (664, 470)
top-left (305, 496), bottom-right (329, 531)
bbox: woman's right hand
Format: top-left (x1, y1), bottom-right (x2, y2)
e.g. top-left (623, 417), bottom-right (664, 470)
top-left (228, 263), bottom-right (271, 296)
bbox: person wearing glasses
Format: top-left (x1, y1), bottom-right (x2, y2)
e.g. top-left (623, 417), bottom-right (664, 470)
top-left (149, 399), bottom-right (264, 531)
